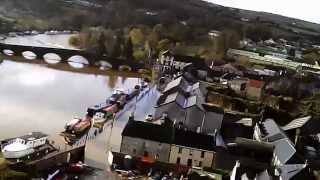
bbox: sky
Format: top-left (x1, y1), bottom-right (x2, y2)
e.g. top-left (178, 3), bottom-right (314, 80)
top-left (205, 0), bottom-right (320, 24)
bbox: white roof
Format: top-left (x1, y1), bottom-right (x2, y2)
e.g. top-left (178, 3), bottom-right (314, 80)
top-left (2, 142), bottom-right (28, 152)
top-left (163, 76), bottom-right (183, 92)
top-left (164, 92), bottom-right (179, 104)
top-left (282, 116), bottom-right (311, 131)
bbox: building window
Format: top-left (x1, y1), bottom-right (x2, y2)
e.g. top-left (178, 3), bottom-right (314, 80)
top-left (187, 159), bottom-right (192, 166)
top-left (176, 157), bottom-right (181, 164)
top-left (189, 149), bottom-right (193, 156)
top-left (199, 161), bottom-right (202, 167)
top-left (201, 151), bottom-right (205, 158)
top-left (178, 147), bottom-right (182, 154)
top-left (133, 149), bottom-right (136, 154)
top-left (144, 151), bottom-right (149, 157)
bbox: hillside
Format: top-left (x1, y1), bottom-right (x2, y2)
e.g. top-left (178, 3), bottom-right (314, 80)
top-left (0, 0), bottom-right (319, 41)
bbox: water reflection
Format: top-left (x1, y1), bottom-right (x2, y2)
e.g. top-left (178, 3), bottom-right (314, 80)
top-left (68, 55), bottom-right (89, 68)
top-left (0, 59), bottom-right (160, 171)
top-left (43, 53), bottom-right (62, 64)
top-left (0, 60), bottom-right (138, 139)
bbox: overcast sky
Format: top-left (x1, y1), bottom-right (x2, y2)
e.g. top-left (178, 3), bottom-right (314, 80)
top-left (205, 0), bottom-right (320, 24)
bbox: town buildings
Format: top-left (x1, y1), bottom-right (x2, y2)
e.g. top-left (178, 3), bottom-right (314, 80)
top-left (118, 54), bottom-right (320, 179)
top-left (157, 50), bottom-right (207, 73)
top-left (154, 76), bottom-right (223, 134)
top-left (120, 115), bottom-right (216, 168)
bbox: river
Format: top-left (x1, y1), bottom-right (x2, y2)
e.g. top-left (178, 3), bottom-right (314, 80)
top-left (0, 34), bottom-right (159, 179)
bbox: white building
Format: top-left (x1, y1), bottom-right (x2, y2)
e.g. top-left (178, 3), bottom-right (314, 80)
top-left (169, 129), bottom-right (215, 168)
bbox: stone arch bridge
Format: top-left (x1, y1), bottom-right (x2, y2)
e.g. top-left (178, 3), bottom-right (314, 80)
top-left (0, 43), bottom-right (148, 72)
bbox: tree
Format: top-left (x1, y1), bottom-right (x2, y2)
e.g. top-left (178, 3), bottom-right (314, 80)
top-left (221, 29), bottom-right (241, 50)
top-left (147, 30), bottom-right (160, 50)
top-left (98, 32), bottom-right (107, 56)
top-left (246, 25), bottom-right (273, 42)
top-left (133, 49), bottom-right (147, 61)
top-left (157, 39), bottom-right (172, 52)
top-left (124, 37), bottom-right (133, 60)
top-left (129, 28), bottom-right (145, 46)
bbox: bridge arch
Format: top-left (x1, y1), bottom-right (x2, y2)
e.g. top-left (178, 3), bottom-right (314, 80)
top-left (22, 51), bottom-right (37, 60)
top-left (43, 53), bottom-right (62, 64)
top-left (119, 65), bottom-right (132, 72)
top-left (3, 49), bottom-right (14, 56)
top-left (67, 55), bottom-right (89, 68)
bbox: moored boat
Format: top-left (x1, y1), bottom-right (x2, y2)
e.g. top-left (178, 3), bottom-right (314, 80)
top-left (64, 116), bottom-right (92, 136)
top-left (1, 132), bottom-right (48, 159)
top-left (109, 89), bottom-right (126, 104)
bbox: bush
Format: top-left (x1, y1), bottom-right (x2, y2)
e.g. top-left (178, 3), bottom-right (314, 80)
top-left (69, 35), bottom-right (82, 48)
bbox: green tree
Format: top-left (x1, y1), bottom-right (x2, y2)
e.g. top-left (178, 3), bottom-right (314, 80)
top-left (124, 37), bottom-right (134, 59)
top-left (133, 49), bottom-right (147, 61)
top-left (246, 25), bottom-right (273, 42)
top-left (157, 39), bottom-right (173, 52)
top-left (129, 28), bottom-right (145, 46)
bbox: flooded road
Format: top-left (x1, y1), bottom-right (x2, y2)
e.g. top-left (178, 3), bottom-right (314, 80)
top-left (0, 34), bottom-right (159, 178)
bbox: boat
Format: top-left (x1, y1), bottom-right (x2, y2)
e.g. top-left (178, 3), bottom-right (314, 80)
top-left (117, 94), bottom-right (127, 108)
top-left (103, 104), bottom-right (119, 115)
top-left (126, 85), bottom-right (141, 101)
top-left (140, 81), bottom-right (148, 89)
top-left (92, 112), bottom-right (109, 128)
top-left (108, 89), bottom-right (126, 104)
top-left (1, 132), bottom-right (48, 159)
top-left (145, 114), bottom-right (154, 122)
top-left (64, 116), bottom-right (92, 136)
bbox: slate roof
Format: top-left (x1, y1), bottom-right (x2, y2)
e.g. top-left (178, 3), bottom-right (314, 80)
top-left (156, 78), bottom-right (204, 110)
top-left (273, 138), bottom-right (296, 165)
top-left (173, 128), bottom-right (215, 151)
top-left (255, 119), bottom-right (298, 166)
top-left (122, 120), bottom-right (215, 151)
top-left (122, 120), bottom-right (173, 143)
top-left (156, 92), bottom-right (198, 109)
top-left (258, 119), bottom-right (287, 142)
top-left (232, 138), bottom-right (274, 153)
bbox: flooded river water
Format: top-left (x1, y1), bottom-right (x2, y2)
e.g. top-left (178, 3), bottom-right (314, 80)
top-left (0, 34), bottom-right (159, 178)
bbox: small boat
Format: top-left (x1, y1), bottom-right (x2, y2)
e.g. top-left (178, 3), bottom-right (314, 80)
top-left (92, 112), bottom-right (109, 128)
top-left (1, 132), bottom-right (48, 159)
top-left (109, 89), bottom-right (126, 104)
top-left (140, 81), bottom-right (148, 89)
top-left (126, 85), bottom-right (140, 101)
top-left (65, 116), bottom-right (92, 135)
top-left (117, 95), bottom-right (127, 108)
top-left (145, 114), bottom-right (154, 122)
top-left (103, 104), bottom-right (119, 115)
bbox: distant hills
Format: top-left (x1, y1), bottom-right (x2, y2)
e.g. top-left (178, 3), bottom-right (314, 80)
top-left (0, 0), bottom-right (318, 42)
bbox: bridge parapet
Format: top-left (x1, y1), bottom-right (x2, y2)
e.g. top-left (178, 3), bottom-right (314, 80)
top-left (0, 43), bottom-right (147, 72)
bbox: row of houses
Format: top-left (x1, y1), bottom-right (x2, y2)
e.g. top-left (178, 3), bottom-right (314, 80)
top-left (119, 114), bottom-right (312, 179)
top-left (227, 48), bottom-right (320, 75)
top-left (120, 115), bottom-right (216, 168)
